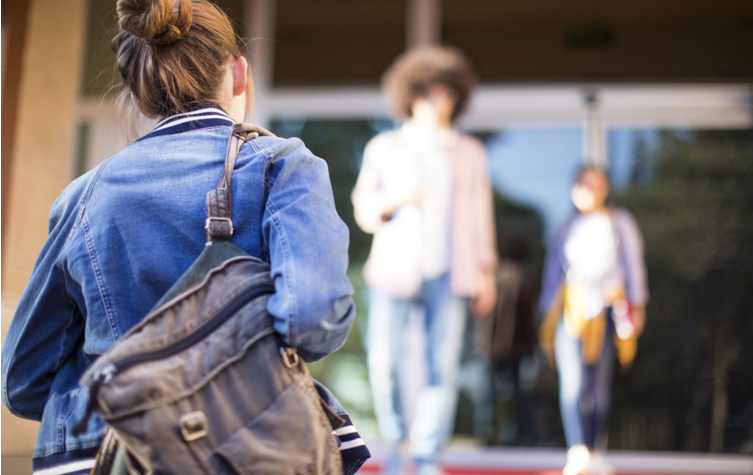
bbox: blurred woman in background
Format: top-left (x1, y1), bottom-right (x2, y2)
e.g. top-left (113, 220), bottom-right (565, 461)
top-left (352, 46), bottom-right (497, 475)
top-left (539, 166), bottom-right (648, 475)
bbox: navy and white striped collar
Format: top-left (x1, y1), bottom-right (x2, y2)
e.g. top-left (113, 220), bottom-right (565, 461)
top-left (137, 103), bottom-right (235, 142)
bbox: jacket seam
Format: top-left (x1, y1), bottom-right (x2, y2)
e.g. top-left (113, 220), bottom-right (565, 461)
top-left (62, 157), bottom-right (114, 251)
top-left (266, 198), bottom-right (297, 345)
top-left (1, 316), bottom-right (28, 418)
top-left (248, 138), bottom-right (274, 262)
top-left (33, 438), bottom-right (103, 458)
top-left (1, 372), bottom-right (29, 419)
top-left (57, 387), bottom-right (82, 452)
top-left (61, 388), bottom-right (103, 452)
top-left (248, 137), bottom-right (272, 161)
top-left (82, 212), bottom-right (121, 342)
top-left (260, 156), bottom-right (272, 261)
top-left (49, 267), bottom-right (78, 379)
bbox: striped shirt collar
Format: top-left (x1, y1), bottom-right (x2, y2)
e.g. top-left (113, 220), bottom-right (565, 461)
top-left (137, 102), bottom-right (235, 142)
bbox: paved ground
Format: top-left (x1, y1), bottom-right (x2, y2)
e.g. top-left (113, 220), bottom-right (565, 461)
top-left (358, 442), bottom-right (753, 475)
top-left (4, 445), bottom-right (752, 474)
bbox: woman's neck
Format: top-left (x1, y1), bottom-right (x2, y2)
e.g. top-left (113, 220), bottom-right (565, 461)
top-left (580, 206), bottom-right (608, 215)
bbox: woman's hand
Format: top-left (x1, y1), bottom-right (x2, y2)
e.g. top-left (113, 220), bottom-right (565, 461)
top-left (471, 267), bottom-right (497, 317)
top-left (381, 186), bottom-right (422, 221)
top-left (632, 305), bottom-right (646, 337)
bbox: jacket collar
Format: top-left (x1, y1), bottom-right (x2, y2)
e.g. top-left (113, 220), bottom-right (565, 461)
top-left (137, 103), bottom-right (235, 142)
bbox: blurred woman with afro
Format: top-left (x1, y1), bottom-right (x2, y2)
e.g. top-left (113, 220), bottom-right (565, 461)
top-left (352, 46), bottom-right (498, 475)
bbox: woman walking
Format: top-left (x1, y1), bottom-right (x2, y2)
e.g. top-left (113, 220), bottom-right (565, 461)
top-left (539, 166), bottom-right (648, 475)
top-left (352, 46), bottom-right (497, 475)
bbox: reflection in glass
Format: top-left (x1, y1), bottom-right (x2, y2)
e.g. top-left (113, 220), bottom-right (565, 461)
top-left (270, 119), bottom-right (753, 453)
top-left (608, 128), bottom-right (753, 453)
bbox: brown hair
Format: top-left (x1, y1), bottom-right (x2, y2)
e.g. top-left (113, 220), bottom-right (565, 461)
top-left (381, 46), bottom-right (476, 122)
top-left (574, 164), bottom-right (610, 186)
top-left (112, 0), bottom-right (251, 120)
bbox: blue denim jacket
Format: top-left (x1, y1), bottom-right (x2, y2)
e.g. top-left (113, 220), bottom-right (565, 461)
top-left (1, 105), bottom-right (367, 474)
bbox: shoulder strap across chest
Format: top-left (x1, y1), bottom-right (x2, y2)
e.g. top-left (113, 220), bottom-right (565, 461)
top-left (205, 123), bottom-right (275, 242)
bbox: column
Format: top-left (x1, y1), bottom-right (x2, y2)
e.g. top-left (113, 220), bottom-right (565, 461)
top-left (1, 0), bottom-right (88, 457)
top-left (582, 89), bottom-right (608, 166)
top-left (244, 0), bottom-right (277, 128)
top-left (406, 0), bottom-right (441, 49)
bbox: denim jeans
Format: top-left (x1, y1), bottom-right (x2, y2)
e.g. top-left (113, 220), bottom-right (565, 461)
top-left (367, 273), bottom-right (467, 461)
top-left (554, 312), bottom-right (616, 450)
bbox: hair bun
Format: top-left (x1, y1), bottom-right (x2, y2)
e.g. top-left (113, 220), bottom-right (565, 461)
top-left (117, 0), bottom-right (192, 45)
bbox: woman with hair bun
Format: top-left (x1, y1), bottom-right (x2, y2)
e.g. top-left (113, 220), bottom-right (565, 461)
top-left (352, 46), bottom-right (497, 475)
top-left (1, 1), bottom-right (366, 474)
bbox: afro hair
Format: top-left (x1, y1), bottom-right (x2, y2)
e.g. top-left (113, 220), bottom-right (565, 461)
top-left (381, 45), bottom-right (476, 122)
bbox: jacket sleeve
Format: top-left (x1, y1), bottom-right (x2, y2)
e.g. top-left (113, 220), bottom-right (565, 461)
top-left (263, 138), bottom-right (356, 362)
top-left (1, 193), bottom-right (85, 421)
top-left (539, 227), bottom-right (565, 316)
top-left (615, 209), bottom-right (649, 306)
top-left (351, 137), bottom-right (389, 234)
top-left (472, 141), bottom-right (498, 270)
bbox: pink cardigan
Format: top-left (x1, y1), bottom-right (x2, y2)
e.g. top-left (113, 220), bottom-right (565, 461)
top-left (352, 126), bottom-right (497, 297)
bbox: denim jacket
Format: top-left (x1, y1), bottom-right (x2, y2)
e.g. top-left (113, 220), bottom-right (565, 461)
top-left (1, 105), bottom-right (368, 474)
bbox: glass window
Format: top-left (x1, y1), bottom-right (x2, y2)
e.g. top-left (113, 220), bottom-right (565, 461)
top-left (607, 127), bottom-right (753, 452)
top-left (269, 118), bottom-right (392, 438)
top-left (453, 127), bottom-right (582, 446)
top-left (270, 113), bottom-right (753, 454)
top-left (269, 120), bottom-right (586, 446)
top-left (482, 127), bottom-right (583, 238)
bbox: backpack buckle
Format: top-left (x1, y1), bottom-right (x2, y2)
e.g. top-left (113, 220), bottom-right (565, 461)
top-left (205, 217), bottom-right (234, 240)
top-left (280, 347), bottom-right (300, 368)
top-left (180, 411), bottom-right (208, 442)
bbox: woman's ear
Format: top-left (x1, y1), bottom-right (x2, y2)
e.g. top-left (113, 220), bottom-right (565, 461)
top-left (232, 56), bottom-right (248, 97)
top-left (130, 92), bottom-right (157, 119)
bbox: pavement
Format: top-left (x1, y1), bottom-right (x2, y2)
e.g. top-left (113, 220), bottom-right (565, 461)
top-left (3, 444), bottom-right (752, 475)
top-left (358, 442), bottom-right (753, 475)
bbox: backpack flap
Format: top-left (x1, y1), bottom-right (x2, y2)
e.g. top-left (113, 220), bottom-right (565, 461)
top-left (81, 255), bottom-right (275, 419)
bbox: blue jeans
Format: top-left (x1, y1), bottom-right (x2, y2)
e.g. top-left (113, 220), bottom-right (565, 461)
top-left (367, 274), bottom-right (467, 461)
top-left (554, 313), bottom-right (615, 450)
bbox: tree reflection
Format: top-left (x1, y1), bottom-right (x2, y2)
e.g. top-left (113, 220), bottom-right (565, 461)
top-left (611, 129), bottom-right (753, 453)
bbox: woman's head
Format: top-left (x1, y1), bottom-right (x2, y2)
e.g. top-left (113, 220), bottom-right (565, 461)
top-left (112, 0), bottom-right (251, 121)
top-left (572, 165), bottom-right (610, 213)
top-left (382, 46), bottom-right (476, 126)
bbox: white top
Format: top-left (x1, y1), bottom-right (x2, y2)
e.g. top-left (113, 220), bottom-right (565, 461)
top-left (401, 121), bottom-right (455, 279)
top-left (564, 211), bottom-right (625, 318)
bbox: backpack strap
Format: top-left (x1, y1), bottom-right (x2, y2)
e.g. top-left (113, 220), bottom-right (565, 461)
top-left (205, 123), bottom-right (275, 242)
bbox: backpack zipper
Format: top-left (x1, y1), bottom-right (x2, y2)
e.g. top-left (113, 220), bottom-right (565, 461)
top-left (105, 282), bottom-right (275, 378)
top-left (73, 282), bottom-right (275, 435)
